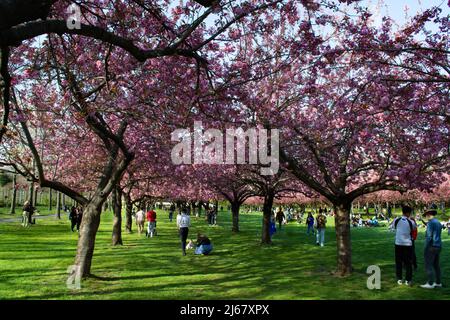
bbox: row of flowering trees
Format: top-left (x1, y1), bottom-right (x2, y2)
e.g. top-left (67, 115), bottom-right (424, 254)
top-left (0, 0), bottom-right (448, 278)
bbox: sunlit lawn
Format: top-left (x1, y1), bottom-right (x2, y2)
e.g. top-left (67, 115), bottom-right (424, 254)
top-left (0, 207), bottom-right (449, 300)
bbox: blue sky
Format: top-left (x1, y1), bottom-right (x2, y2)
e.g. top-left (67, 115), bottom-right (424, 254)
top-left (358, 0), bottom-right (449, 28)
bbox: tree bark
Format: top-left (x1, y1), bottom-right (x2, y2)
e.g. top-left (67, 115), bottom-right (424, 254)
top-left (33, 188), bottom-right (38, 207)
top-left (48, 188), bottom-right (52, 211)
top-left (9, 173), bottom-right (16, 214)
top-left (111, 187), bottom-right (123, 246)
top-left (56, 191), bottom-right (61, 219)
top-left (261, 192), bottom-right (274, 244)
top-left (74, 200), bottom-right (102, 278)
top-left (231, 200), bottom-right (240, 233)
top-left (198, 201), bottom-right (203, 217)
top-left (334, 201), bottom-right (352, 276)
top-left (27, 181), bottom-right (34, 204)
top-left (123, 192), bottom-right (132, 233)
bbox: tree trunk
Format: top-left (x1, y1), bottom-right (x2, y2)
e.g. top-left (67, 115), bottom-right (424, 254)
top-left (74, 200), bottom-right (102, 278)
top-left (33, 188), bottom-right (38, 207)
top-left (48, 188), bottom-right (52, 211)
top-left (111, 187), bottom-right (123, 246)
top-left (198, 201), bottom-right (203, 217)
top-left (231, 200), bottom-right (240, 233)
top-left (334, 201), bottom-right (352, 276)
top-left (9, 174), bottom-right (16, 214)
top-left (56, 191), bottom-right (61, 219)
top-left (28, 181), bottom-right (34, 204)
top-left (123, 193), bottom-right (132, 233)
top-left (261, 192), bottom-right (274, 244)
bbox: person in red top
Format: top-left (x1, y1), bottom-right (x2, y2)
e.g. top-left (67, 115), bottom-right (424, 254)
top-left (146, 208), bottom-right (157, 238)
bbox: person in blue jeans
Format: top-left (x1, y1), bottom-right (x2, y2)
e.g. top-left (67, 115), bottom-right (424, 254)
top-left (420, 205), bottom-right (443, 289)
top-left (315, 209), bottom-right (327, 247)
top-left (195, 233), bottom-right (213, 255)
top-left (306, 212), bottom-right (314, 235)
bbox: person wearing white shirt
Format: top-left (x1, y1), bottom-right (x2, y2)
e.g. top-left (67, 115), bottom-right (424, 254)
top-left (177, 209), bottom-right (191, 256)
top-left (393, 205), bottom-right (417, 286)
top-left (135, 209), bottom-right (145, 234)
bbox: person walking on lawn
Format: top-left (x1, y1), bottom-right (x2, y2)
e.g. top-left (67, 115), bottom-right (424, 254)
top-left (169, 203), bottom-right (175, 222)
top-left (146, 207), bottom-right (157, 238)
top-left (69, 206), bottom-right (77, 232)
top-left (135, 208), bottom-right (145, 234)
top-left (276, 207), bottom-right (285, 230)
top-left (76, 206), bottom-right (83, 232)
top-left (177, 208), bottom-right (191, 256)
top-left (420, 205), bottom-right (443, 289)
top-left (393, 205), bottom-right (417, 286)
top-left (306, 212), bottom-right (314, 235)
top-left (315, 209), bottom-right (327, 247)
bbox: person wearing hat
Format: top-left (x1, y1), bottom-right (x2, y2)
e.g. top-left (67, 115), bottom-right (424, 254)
top-left (420, 204), bottom-right (443, 289)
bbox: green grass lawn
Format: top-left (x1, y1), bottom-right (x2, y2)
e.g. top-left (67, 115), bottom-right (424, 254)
top-left (0, 208), bottom-right (449, 300)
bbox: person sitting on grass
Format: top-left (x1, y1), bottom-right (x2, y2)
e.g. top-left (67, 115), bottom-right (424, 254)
top-left (351, 215), bottom-right (358, 228)
top-left (357, 215), bottom-right (363, 227)
top-left (194, 233), bottom-right (213, 255)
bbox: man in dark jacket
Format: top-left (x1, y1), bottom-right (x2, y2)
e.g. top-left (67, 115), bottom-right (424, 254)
top-left (420, 205), bottom-right (443, 289)
top-left (76, 206), bottom-right (83, 232)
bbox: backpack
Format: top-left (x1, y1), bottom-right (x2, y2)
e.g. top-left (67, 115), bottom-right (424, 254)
top-left (394, 217), bottom-right (417, 241)
top-left (317, 215), bottom-right (326, 228)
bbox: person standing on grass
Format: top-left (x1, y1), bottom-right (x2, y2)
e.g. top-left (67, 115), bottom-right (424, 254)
top-left (210, 206), bottom-right (217, 225)
top-left (169, 203), bottom-right (175, 222)
top-left (177, 208), bottom-right (191, 255)
top-left (306, 212), bottom-right (314, 235)
top-left (420, 205), bottom-right (443, 289)
top-left (69, 206), bottom-right (78, 232)
top-left (76, 206), bottom-right (83, 232)
top-left (206, 207), bottom-right (212, 225)
top-left (276, 208), bottom-right (285, 230)
top-left (22, 201), bottom-right (34, 227)
top-left (135, 208), bottom-right (145, 234)
top-left (269, 213), bottom-right (277, 240)
top-left (315, 209), bottom-right (327, 247)
top-left (393, 205), bottom-right (417, 286)
top-left (146, 207), bottom-right (157, 238)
